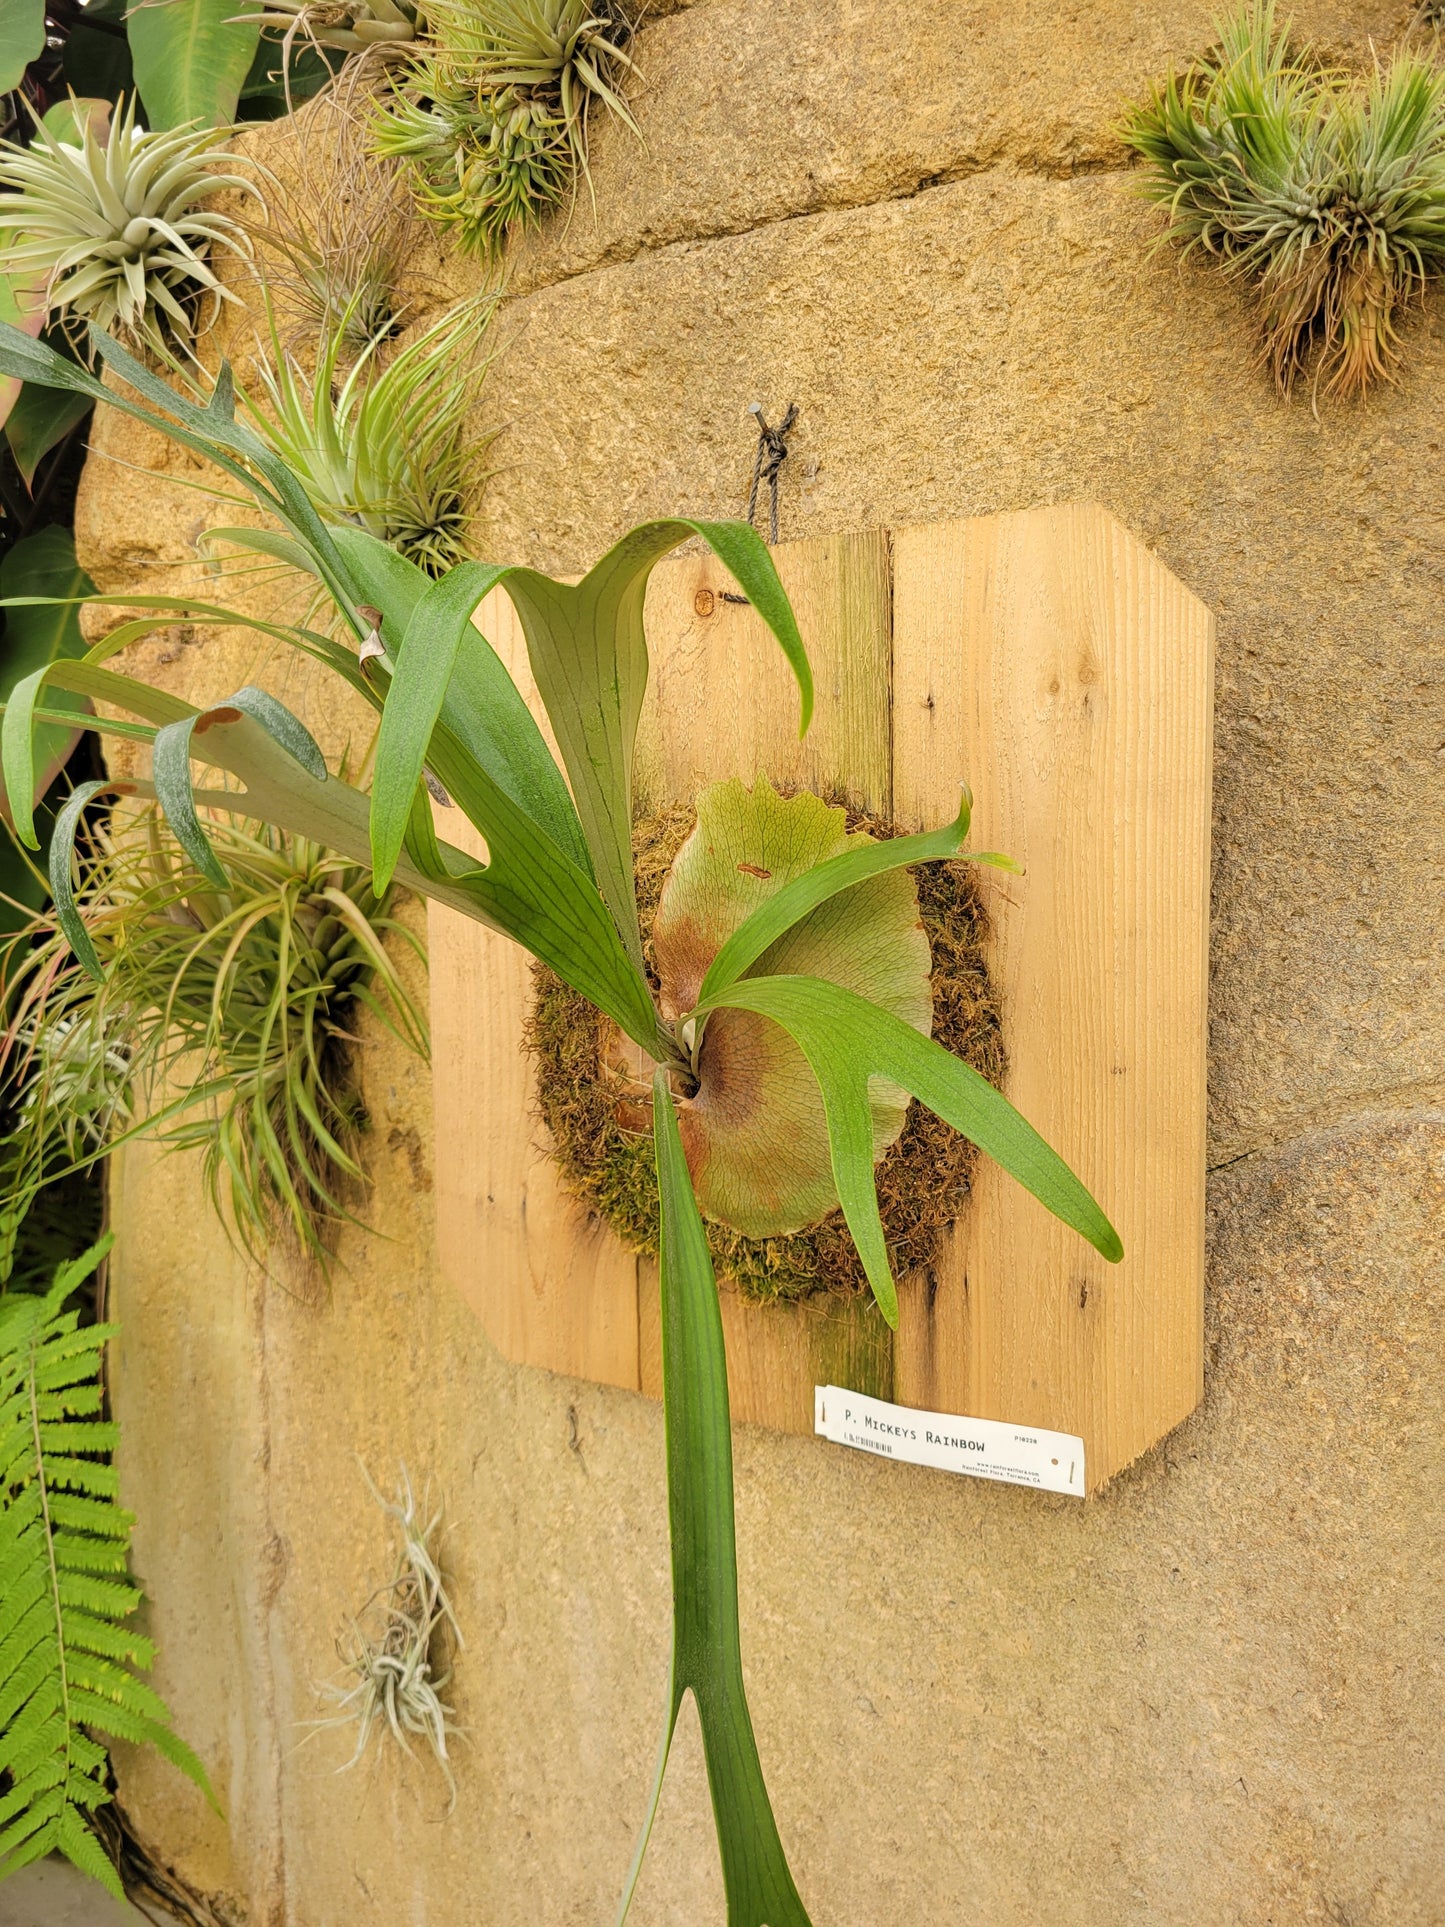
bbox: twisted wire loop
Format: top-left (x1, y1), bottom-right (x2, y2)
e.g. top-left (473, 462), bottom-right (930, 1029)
top-left (744, 401), bottom-right (799, 545)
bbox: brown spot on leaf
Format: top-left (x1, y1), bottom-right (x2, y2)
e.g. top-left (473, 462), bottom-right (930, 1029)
top-left (736, 862), bottom-right (772, 879)
top-left (195, 706), bottom-right (242, 733)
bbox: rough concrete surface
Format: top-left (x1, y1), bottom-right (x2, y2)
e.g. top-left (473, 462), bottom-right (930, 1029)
top-left (73, 0), bottom-right (1443, 1920)
top-left (0, 1858), bottom-right (141, 1925)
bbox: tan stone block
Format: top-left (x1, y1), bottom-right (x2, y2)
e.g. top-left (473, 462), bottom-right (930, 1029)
top-left (502, 0), bottom-right (1415, 292)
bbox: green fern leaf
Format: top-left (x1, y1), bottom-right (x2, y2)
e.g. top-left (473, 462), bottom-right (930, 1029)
top-left (0, 1239), bottom-right (215, 1901)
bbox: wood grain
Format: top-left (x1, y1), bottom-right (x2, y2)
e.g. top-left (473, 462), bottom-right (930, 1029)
top-left (428, 587), bottom-right (641, 1392)
top-left (636, 530), bottom-right (896, 1426)
top-left (427, 510), bottom-right (1214, 1482)
top-left (890, 505), bottom-right (1213, 1488)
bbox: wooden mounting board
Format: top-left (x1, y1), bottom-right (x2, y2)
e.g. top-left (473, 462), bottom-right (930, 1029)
top-left (428, 505), bottom-right (1214, 1491)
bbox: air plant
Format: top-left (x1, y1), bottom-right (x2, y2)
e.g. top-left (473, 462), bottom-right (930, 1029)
top-left (0, 319), bottom-right (1123, 1925)
top-left (423, 0), bottom-right (638, 167)
top-left (0, 96), bottom-right (254, 356)
top-left (370, 72), bottom-right (574, 258)
top-left (1121, 4), bottom-right (1445, 397)
top-left (371, 0), bottom-right (638, 259)
top-left (231, 0), bottom-right (421, 61)
top-left (248, 110), bottom-right (424, 360)
top-left (0, 807), bottom-right (428, 1271)
top-left (314, 1463), bottom-right (462, 1800)
top-left (236, 289), bottom-right (498, 575)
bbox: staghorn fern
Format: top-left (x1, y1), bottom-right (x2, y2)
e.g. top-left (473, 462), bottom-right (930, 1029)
top-left (0, 1237), bottom-right (212, 1901)
top-left (0, 320), bottom-right (1125, 1925)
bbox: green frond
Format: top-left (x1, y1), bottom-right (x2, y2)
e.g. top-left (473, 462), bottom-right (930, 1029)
top-left (0, 1242), bottom-right (212, 1902)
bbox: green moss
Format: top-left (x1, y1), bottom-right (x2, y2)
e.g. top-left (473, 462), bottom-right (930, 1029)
top-left (527, 795), bottom-right (1005, 1307)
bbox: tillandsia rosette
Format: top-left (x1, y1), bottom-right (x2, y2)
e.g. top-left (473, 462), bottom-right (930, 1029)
top-left (231, 287), bottom-right (499, 576)
top-left (0, 96), bottom-right (254, 356)
top-left (372, 0), bottom-right (638, 257)
top-left (1121, 2), bottom-right (1445, 395)
top-left (0, 316), bottom-right (1123, 1925)
top-left (0, 809), bottom-right (428, 1272)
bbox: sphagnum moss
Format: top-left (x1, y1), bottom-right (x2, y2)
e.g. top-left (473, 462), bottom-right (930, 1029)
top-left (528, 797), bottom-right (1005, 1306)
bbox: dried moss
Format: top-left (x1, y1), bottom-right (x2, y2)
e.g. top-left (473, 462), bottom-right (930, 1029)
top-left (526, 795), bottom-right (1005, 1306)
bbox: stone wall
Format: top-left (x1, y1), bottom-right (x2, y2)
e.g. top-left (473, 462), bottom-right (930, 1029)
top-left (78, 2), bottom-right (1444, 1920)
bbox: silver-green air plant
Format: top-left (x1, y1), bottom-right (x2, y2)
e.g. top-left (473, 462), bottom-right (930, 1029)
top-left (0, 318), bottom-right (1125, 1927)
top-left (0, 97), bottom-right (254, 356)
top-left (0, 808), bottom-right (428, 1272)
top-left (370, 71), bottom-right (573, 259)
top-left (1121, 3), bottom-right (1445, 397)
top-left (231, 0), bottom-right (421, 61)
top-left (371, 0), bottom-right (638, 260)
top-left (423, 0), bottom-right (639, 169)
top-left (313, 1464), bottom-right (462, 1801)
top-left (236, 289), bottom-right (498, 576)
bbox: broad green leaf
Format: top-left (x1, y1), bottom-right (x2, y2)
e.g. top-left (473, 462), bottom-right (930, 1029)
top-left (368, 560), bottom-right (509, 889)
top-left (127, 0), bottom-right (261, 127)
top-left (0, 0), bottom-right (44, 92)
top-left (151, 713), bottom-right (234, 888)
top-left (697, 975), bottom-right (1124, 1326)
top-left (4, 381), bottom-right (92, 489)
top-left (616, 1069), bottom-right (811, 1927)
top-left (47, 780), bottom-right (113, 978)
top-left (0, 529), bottom-right (96, 832)
top-left (653, 781), bottom-right (931, 1237)
top-left (501, 520), bottom-right (813, 972)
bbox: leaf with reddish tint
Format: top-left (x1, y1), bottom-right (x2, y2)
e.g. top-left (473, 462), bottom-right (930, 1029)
top-left (651, 778), bottom-right (931, 1238)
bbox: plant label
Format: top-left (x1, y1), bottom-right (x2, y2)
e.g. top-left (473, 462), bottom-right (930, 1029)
top-left (813, 1386), bottom-right (1085, 1496)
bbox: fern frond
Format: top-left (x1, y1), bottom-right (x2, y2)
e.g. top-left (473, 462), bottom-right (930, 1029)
top-left (0, 1239), bottom-right (214, 1902)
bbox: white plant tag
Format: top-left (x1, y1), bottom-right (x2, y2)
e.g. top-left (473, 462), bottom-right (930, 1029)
top-left (813, 1386), bottom-right (1085, 1496)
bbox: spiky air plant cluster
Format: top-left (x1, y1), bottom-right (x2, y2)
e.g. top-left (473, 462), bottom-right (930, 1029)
top-left (370, 0), bottom-right (639, 259)
top-left (0, 97), bottom-right (253, 357)
top-left (313, 1464), bottom-right (462, 1802)
top-left (237, 288), bottom-right (498, 575)
top-left (0, 808), bottom-right (428, 1274)
top-left (1121, 4), bottom-right (1445, 397)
